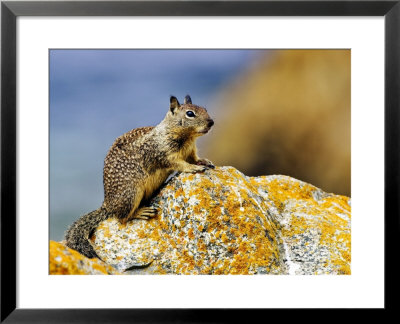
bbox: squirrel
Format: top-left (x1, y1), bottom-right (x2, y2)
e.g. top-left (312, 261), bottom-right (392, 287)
top-left (65, 95), bottom-right (215, 259)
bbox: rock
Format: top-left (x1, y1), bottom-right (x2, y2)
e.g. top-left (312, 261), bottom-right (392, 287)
top-left (90, 166), bottom-right (351, 275)
top-left (49, 240), bottom-right (120, 275)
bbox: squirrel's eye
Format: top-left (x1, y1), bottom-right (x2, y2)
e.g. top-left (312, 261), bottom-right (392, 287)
top-left (186, 110), bottom-right (195, 118)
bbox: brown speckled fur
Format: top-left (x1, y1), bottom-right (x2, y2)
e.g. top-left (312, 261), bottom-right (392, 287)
top-left (65, 96), bottom-right (214, 259)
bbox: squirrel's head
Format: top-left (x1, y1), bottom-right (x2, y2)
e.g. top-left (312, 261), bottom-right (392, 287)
top-left (168, 95), bottom-right (214, 136)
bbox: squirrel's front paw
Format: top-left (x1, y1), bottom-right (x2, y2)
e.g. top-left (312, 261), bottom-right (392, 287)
top-left (196, 158), bottom-right (215, 169)
top-left (186, 164), bottom-right (208, 173)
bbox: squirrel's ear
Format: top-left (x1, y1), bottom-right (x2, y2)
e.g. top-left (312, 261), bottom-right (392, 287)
top-left (170, 96), bottom-right (180, 114)
top-left (184, 95), bottom-right (192, 104)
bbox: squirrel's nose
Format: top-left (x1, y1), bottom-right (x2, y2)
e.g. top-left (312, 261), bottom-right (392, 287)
top-left (207, 119), bottom-right (214, 128)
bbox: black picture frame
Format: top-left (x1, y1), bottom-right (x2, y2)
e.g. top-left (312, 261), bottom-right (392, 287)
top-left (1, 0), bottom-right (398, 322)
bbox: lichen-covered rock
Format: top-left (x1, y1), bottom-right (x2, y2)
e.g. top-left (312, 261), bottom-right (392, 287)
top-left (90, 166), bottom-right (351, 275)
top-left (254, 175), bottom-right (351, 275)
top-left (49, 240), bottom-right (120, 275)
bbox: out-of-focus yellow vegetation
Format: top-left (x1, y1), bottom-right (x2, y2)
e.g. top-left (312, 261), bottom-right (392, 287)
top-left (203, 50), bottom-right (350, 196)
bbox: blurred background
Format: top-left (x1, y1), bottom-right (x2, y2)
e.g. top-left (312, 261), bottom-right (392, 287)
top-left (50, 49), bottom-right (350, 241)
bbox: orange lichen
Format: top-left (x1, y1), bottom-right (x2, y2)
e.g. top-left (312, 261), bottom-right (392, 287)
top-left (187, 228), bottom-right (195, 240)
top-left (49, 241), bottom-right (118, 275)
top-left (174, 188), bottom-right (184, 199)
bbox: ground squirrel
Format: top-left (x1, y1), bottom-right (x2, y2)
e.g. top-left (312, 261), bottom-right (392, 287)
top-left (65, 95), bottom-right (215, 259)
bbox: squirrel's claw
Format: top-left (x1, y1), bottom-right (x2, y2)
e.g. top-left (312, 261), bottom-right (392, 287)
top-left (134, 207), bottom-right (158, 220)
top-left (196, 159), bottom-right (215, 169)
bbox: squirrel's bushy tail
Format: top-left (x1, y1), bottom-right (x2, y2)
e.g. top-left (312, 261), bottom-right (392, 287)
top-left (64, 207), bottom-right (108, 259)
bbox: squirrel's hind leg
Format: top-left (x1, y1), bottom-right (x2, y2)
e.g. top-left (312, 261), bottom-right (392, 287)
top-left (118, 187), bottom-right (157, 224)
top-left (120, 206), bottom-right (157, 222)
